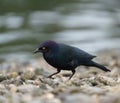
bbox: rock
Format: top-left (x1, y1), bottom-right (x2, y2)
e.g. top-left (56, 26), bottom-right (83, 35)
top-left (1, 77), bottom-right (23, 86)
top-left (60, 93), bottom-right (93, 103)
top-left (40, 93), bottom-right (61, 103)
top-left (33, 79), bottom-right (41, 85)
top-left (0, 74), bottom-right (7, 82)
top-left (7, 72), bottom-right (18, 79)
top-left (21, 70), bottom-right (36, 81)
top-left (9, 84), bottom-right (17, 93)
top-left (17, 84), bottom-right (38, 94)
top-left (100, 94), bottom-right (120, 103)
top-left (96, 74), bottom-right (117, 86)
top-left (0, 84), bottom-right (8, 95)
top-left (34, 68), bottom-right (49, 77)
top-left (0, 96), bottom-right (7, 103)
top-left (81, 86), bottom-right (106, 95)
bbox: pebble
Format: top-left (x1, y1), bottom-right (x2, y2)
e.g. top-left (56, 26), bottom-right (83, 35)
top-left (21, 70), bottom-right (36, 81)
top-left (61, 93), bottom-right (93, 103)
top-left (0, 50), bottom-right (120, 103)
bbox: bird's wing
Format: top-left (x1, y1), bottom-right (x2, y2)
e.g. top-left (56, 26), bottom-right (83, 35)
top-left (59, 44), bottom-right (96, 63)
top-left (73, 46), bottom-right (96, 60)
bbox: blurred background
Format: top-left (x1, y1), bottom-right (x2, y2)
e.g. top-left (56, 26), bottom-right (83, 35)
top-left (0, 0), bottom-right (120, 62)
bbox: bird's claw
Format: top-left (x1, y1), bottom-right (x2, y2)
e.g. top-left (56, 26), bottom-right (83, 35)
top-left (47, 75), bottom-right (54, 79)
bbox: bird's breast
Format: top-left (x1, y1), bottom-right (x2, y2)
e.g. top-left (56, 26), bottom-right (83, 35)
top-left (43, 53), bottom-right (58, 67)
top-left (43, 53), bottom-right (78, 70)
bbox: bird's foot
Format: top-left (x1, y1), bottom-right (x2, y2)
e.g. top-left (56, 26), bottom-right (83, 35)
top-left (68, 77), bottom-right (72, 81)
top-left (47, 75), bottom-right (54, 79)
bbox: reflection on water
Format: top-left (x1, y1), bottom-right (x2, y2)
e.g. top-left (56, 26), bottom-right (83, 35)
top-left (0, 0), bottom-right (120, 61)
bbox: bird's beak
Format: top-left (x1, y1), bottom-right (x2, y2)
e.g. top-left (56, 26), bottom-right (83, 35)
top-left (34, 48), bottom-right (40, 54)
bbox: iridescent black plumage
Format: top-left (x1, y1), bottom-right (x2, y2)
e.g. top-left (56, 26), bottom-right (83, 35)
top-left (34, 40), bottom-right (110, 80)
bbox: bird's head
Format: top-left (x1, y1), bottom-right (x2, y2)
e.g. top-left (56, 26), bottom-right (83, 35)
top-left (34, 40), bottom-right (58, 54)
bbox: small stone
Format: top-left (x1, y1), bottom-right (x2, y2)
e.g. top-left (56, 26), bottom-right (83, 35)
top-left (96, 74), bottom-right (117, 86)
top-left (7, 72), bottom-right (18, 79)
top-left (9, 84), bottom-right (17, 93)
top-left (17, 84), bottom-right (38, 93)
top-left (60, 93), bottom-right (93, 103)
top-left (0, 96), bottom-right (7, 103)
top-left (25, 80), bottom-right (34, 84)
top-left (42, 93), bottom-right (55, 99)
top-left (21, 70), bottom-right (36, 81)
top-left (39, 93), bottom-right (62, 103)
top-left (66, 81), bottom-right (72, 86)
top-left (34, 68), bottom-right (49, 77)
top-left (0, 74), bottom-right (7, 82)
top-left (33, 79), bottom-right (41, 85)
top-left (82, 86), bottom-right (106, 95)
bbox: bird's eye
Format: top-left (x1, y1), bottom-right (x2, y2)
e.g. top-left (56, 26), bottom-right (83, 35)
top-left (40, 47), bottom-right (48, 51)
top-left (42, 47), bottom-right (46, 50)
top-left (39, 46), bottom-right (48, 52)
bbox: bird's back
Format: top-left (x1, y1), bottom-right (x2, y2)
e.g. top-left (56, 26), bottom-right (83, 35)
top-left (59, 44), bottom-right (95, 60)
top-left (57, 44), bottom-right (96, 66)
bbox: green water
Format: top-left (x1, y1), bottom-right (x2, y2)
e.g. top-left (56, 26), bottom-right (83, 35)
top-left (0, 0), bottom-right (120, 62)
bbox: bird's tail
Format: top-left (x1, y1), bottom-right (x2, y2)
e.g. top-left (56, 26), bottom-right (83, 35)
top-left (89, 61), bottom-right (110, 72)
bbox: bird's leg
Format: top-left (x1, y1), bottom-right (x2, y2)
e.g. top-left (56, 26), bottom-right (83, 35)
top-left (47, 69), bottom-right (61, 79)
top-left (68, 69), bottom-right (75, 80)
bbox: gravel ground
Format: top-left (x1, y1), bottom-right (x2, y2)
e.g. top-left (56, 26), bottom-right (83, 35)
top-left (0, 50), bottom-right (120, 103)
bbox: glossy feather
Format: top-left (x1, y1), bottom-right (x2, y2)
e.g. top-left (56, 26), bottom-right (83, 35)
top-left (34, 41), bottom-right (110, 79)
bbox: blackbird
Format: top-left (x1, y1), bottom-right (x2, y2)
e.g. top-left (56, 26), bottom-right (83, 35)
top-left (34, 40), bottom-right (110, 80)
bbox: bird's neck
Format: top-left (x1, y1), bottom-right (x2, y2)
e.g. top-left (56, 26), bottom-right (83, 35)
top-left (43, 48), bottom-right (58, 64)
